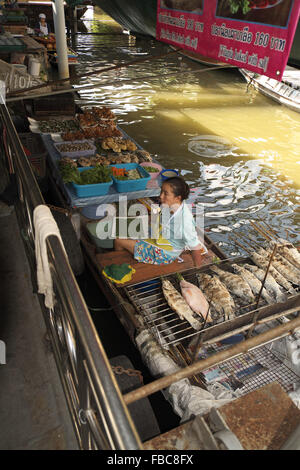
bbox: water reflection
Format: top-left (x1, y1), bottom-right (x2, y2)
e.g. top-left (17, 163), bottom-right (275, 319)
top-left (73, 9), bottom-right (300, 255)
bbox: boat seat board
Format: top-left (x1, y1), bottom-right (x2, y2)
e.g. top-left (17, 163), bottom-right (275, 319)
top-left (94, 248), bottom-right (215, 287)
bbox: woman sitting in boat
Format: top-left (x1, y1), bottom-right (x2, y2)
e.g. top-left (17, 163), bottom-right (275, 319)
top-left (114, 176), bottom-right (207, 266)
top-left (35, 13), bottom-right (54, 37)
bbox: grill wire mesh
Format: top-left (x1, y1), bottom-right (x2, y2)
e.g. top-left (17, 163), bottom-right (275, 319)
top-left (195, 341), bottom-right (300, 395)
top-left (125, 257), bottom-right (300, 350)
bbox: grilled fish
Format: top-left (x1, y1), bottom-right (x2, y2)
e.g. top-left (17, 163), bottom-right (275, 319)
top-left (161, 279), bottom-right (202, 330)
top-left (251, 253), bottom-right (297, 294)
top-left (257, 247), bottom-right (300, 285)
top-left (243, 263), bottom-right (286, 303)
top-left (197, 273), bottom-right (235, 321)
top-left (177, 274), bottom-right (212, 322)
top-left (210, 265), bottom-right (255, 305)
top-left (269, 240), bottom-right (300, 271)
top-left (231, 264), bottom-right (274, 304)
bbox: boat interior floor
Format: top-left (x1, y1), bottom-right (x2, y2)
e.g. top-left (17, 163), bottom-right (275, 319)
top-left (81, 230), bottom-right (215, 288)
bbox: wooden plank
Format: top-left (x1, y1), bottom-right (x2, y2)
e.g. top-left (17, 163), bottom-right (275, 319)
top-left (95, 249), bottom-right (214, 287)
top-left (80, 228), bottom-right (215, 287)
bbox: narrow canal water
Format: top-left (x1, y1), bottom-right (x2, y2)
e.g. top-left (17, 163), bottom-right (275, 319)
top-left (71, 7), bottom-right (300, 256)
top-left (61, 8), bottom-right (300, 437)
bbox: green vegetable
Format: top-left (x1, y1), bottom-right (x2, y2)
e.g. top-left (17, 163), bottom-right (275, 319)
top-left (144, 166), bottom-right (159, 173)
top-left (228, 0), bottom-right (251, 14)
top-left (59, 162), bottom-right (112, 185)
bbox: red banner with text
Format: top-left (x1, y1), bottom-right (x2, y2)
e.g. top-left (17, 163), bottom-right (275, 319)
top-left (156, 0), bottom-right (300, 80)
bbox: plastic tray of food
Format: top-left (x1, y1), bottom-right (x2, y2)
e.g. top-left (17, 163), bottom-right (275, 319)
top-left (70, 167), bottom-right (113, 197)
top-left (54, 140), bottom-right (96, 158)
top-left (28, 117), bottom-right (79, 134)
top-left (110, 163), bottom-right (150, 193)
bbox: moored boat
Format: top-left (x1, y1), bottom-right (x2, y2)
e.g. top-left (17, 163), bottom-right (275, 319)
top-left (29, 100), bottom-right (300, 447)
top-left (1, 31), bottom-right (300, 447)
top-left (240, 65), bottom-right (300, 113)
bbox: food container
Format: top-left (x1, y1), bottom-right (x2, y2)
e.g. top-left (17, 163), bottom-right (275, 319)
top-left (110, 163), bottom-right (150, 193)
top-left (86, 215), bottom-right (148, 250)
top-left (27, 117), bottom-right (79, 134)
top-left (140, 162), bottom-right (162, 180)
top-left (70, 167), bottom-right (113, 197)
top-left (54, 140), bottom-right (96, 158)
top-left (160, 169), bottom-right (179, 180)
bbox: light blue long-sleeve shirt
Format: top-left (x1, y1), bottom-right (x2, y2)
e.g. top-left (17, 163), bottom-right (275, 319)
top-left (160, 202), bottom-right (206, 258)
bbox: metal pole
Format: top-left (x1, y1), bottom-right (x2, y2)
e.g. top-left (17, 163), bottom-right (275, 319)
top-left (52, 0), bottom-right (70, 81)
top-left (124, 314), bottom-right (300, 405)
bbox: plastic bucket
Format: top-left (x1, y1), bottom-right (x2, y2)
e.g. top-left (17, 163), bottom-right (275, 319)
top-left (29, 59), bottom-right (41, 77)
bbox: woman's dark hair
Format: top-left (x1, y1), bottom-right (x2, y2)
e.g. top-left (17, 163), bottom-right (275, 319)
top-left (164, 176), bottom-right (190, 201)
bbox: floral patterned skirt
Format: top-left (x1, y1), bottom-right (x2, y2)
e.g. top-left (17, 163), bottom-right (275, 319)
top-left (134, 240), bottom-right (176, 265)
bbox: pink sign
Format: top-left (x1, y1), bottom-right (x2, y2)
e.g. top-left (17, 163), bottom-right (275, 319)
top-left (156, 0), bottom-right (300, 80)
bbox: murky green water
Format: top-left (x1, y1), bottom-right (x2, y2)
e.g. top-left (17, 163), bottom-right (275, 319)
top-left (71, 8), bottom-right (300, 255)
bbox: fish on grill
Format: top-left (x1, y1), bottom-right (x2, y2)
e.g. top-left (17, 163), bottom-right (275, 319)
top-left (177, 274), bottom-right (212, 322)
top-left (269, 240), bottom-right (300, 270)
top-left (161, 278), bottom-right (203, 330)
top-left (251, 252), bottom-right (297, 294)
top-left (243, 263), bottom-right (286, 303)
top-left (257, 247), bottom-right (300, 286)
top-left (273, 239), bottom-right (300, 270)
top-left (209, 265), bottom-right (255, 305)
top-left (231, 264), bottom-right (275, 304)
top-left (197, 273), bottom-right (235, 321)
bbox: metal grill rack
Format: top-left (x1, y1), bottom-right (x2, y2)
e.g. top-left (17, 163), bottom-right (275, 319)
top-left (124, 257), bottom-right (300, 350)
top-left (198, 341), bottom-right (300, 396)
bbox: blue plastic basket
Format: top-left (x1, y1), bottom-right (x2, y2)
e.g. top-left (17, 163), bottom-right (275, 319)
top-left (70, 167), bottom-right (113, 197)
top-left (110, 163), bottom-right (150, 193)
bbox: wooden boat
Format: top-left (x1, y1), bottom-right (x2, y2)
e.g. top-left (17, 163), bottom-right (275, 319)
top-left (240, 65), bottom-right (300, 113)
top-left (29, 101), bottom-right (300, 449)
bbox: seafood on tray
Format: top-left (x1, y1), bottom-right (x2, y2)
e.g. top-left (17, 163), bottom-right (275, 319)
top-left (210, 265), bottom-right (255, 305)
top-left (79, 113), bottom-right (116, 129)
top-left (161, 278), bottom-right (203, 330)
top-left (101, 137), bottom-right (137, 153)
top-left (197, 273), bottom-right (235, 321)
top-left (59, 151), bottom-right (153, 169)
top-left (176, 274), bottom-right (211, 322)
top-left (60, 157), bottom-right (78, 168)
top-left (83, 106), bottom-right (116, 121)
top-left (106, 152), bottom-right (139, 164)
top-left (62, 126), bottom-right (122, 141)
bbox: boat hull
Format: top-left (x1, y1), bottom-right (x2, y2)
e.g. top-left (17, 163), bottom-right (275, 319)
top-left (240, 67), bottom-right (300, 113)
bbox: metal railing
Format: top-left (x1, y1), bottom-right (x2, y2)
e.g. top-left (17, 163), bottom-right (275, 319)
top-left (0, 102), bottom-right (142, 450)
